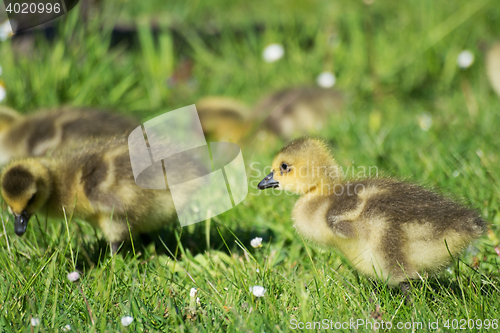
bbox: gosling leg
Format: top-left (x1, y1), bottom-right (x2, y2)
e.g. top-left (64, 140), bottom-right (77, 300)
top-left (111, 241), bottom-right (122, 256)
top-left (400, 281), bottom-right (413, 305)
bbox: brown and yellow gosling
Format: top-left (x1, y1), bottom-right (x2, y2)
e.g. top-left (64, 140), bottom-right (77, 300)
top-left (255, 87), bottom-right (344, 140)
top-left (196, 96), bottom-right (252, 142)
top-left (0, 137), bottom-right (204, 253)
top-left (194, 87), bottom-right (345, 144)
top-left (0, 106), bottom-right (138, 165)
top-left (257, 137), bottom-right (486, 286)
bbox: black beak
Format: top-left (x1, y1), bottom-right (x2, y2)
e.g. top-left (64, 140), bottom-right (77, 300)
top-left (14, 211), bottom-right (30, 236)
top-left (258, 172), bottom-right (280, 190)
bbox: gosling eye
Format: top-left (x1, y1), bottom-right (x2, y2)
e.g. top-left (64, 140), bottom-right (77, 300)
top-left (280, 163), bottom-right (290, 173)
top-left (27, 194), bottom-right (36, 207)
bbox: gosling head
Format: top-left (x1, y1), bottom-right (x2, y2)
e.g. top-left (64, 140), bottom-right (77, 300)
top-left (1, 160), bottom-right (51, 236)
top-left (257, 137), bottom-right (341, 195)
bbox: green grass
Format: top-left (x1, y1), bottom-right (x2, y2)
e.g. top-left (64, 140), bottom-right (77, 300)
top-left (1, 0), bottom-right (500, 331)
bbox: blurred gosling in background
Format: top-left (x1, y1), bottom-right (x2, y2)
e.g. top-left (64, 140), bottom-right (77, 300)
top-left (196, 86), bottom-right (345, 143)
top-left (196, 96), bottom-right (252, 142)
top-left (254, 87), bottom-right (344, 140)
top-left (0, 106), bottom-right (138, 165)
top-left (486, 41), bottom-right (500, 98)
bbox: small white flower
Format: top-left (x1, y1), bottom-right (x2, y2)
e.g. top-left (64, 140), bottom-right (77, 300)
top-left (256, 268), bottom-right (260, 273)
top-left (417, 113), bottom-right (432, 131)
top-left (250, 237), bottom-right (263, 248)
top-left (67, 271), bottom-right (80, 282)
top-left (249, 285), bottom-right (266, 297)
top-left (62, 324), bottom-right (71, 331)
top-left (457, 50), bottom-right (474, 69)
top-left (121, 316), bottom-right (133, 326)
top-left (0, 83), bottom-right (6, 103)
top-left (316, 71), bottom-right (336, 88)
top-left (190, 288), bottom-right (197, 297)
top-left (262, 44), bottom-right (284, 63)
top-left (0, 20), bottom-right (14, 42)
top-left (31, 317), bottom-right (40, 326)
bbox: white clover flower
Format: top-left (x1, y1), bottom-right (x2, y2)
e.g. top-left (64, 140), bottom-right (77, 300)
top-left (316, 71), bottom-right (336, 88)
top-left (417, 113), bottom-right (432, 131)
top-left (0, 20), bottom-right (14, 42)
top-left (62, 324), bottom-right (71, 331)
top-left (457, 50), bottom-right (474, 69)
top-left (67, 271), bottom-right (80, 282)
top-left (249, 285), bottom-right (266, 297)
top-left (31, 317), bottom-right (40, 326)
top-left (262, 44), bottom-right (284, 63)
top-left (190, 288), bottom-right (197, 297)
top-left (121, 316), bottom-right (134, 326)
top-left (250, 237), bottom-right (263, 248)
top-left (0, 82), bottom-right (6, 103)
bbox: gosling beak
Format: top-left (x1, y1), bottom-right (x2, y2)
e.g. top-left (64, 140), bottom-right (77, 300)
top-left (258, 172), bottom-right (280, 190)
top-left (14, 210), bottom-right (30, 236)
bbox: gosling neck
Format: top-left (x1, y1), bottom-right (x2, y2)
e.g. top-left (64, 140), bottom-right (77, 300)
top-left (35, 161), bottom-right (55, 211)
top-left (304, 177), bottom-right (342, 196)
top-left (303, 163), bottom-right (342, 196)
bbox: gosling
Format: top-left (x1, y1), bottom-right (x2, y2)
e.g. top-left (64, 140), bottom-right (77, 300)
top-left (257, 137), bottom-right (486, 286)
top-left (196, 96), bottom-right (251, 142)
top-left (486, 41), bottom-right (500, 99)
top-left (0, 137), bottom-right (204, 253)
top-left (0, 106), bottom-right (138, 165)
top-left (194, 87), bottom-right (345, 143)
top-left (255, 87), bottom-right (344, 140)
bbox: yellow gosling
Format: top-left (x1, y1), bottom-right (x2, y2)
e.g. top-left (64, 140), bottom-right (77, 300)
top-left (0, 137), bottom-right (202, 253)
top-left (196, 96), bottom-right (251, 142)
top-left (257, 137), bottom-right (486, 286)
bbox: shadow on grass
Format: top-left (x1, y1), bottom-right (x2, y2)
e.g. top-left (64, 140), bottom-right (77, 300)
top-left (72, 220), bottom-right (277, 271)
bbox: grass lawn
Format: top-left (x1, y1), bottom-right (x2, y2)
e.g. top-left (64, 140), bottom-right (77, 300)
top-left (1, 0), bottom-right (500, 331)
